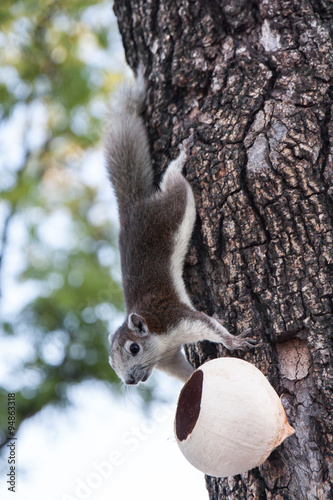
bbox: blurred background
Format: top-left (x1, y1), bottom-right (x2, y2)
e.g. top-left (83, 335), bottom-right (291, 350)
top-left (0, 1), bottom-right (206, 498)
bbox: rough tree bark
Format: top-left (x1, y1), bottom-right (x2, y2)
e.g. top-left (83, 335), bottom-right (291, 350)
top-left (113, 1), bottom-right (333, 498)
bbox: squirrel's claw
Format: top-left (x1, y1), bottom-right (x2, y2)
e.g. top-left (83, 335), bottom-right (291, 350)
top-left (212, 314), bottom-right (261, 351)
top-left (179, 133), bottom-right (195, 155)
top-left (234, 329), bottom-right (262, 350)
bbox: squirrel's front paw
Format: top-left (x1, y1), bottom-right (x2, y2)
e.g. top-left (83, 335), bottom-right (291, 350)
top-left (233, 328), bottom-right (261, 351)
top-left (212, 314), bottom-right (260, 351)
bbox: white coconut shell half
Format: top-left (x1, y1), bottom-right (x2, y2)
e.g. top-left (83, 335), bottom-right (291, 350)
top-left (174, 357), bottom-right (294, 478)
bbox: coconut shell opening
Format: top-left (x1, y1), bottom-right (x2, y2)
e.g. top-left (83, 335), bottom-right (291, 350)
top-left (175, 369), bottom-right (203, 441)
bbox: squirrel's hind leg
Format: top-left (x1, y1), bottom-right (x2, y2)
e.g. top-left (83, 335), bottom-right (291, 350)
top-left (159, 135), bottom-right (194, 192)
top-left (156, 137), bottom-right (196, 308)
top-left (159, 151), bottom-right (187, 192)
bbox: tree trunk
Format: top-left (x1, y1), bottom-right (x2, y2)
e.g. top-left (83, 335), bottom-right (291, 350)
top-left (113, 1), bottom-right (333, 498)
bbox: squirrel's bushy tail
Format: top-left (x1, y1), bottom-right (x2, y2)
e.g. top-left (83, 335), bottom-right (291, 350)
top-left (105, 71), bottom-right (154, 210)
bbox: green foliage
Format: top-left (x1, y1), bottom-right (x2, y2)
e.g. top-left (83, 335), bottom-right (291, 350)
top-left (0, 1), bottom-right (146, 448)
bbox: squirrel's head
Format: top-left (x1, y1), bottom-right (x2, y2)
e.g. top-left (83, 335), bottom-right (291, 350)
top-left (109, 312), bottom-right (158, 385)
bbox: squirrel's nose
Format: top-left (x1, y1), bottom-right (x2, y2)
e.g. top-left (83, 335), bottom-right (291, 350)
top-left (125, 374), bottom-right (136, 385)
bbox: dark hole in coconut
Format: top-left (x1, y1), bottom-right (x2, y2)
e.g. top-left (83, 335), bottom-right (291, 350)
top-left (175, 369), bottom-right (203, 441)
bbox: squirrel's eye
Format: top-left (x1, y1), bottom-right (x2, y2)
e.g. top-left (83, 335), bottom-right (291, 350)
top-left (129, 343), bottom-right (140, 356)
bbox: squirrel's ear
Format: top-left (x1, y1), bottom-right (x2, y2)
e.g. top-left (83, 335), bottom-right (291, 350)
top-left (128, 313), bottom-right (148, 336)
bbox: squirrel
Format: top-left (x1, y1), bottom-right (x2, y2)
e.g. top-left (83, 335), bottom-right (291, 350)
top-left (105, 69), bottom-right (257, 385)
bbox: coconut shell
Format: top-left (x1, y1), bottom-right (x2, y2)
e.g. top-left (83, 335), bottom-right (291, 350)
top-left (175, 358), bottom-right (295, 477)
